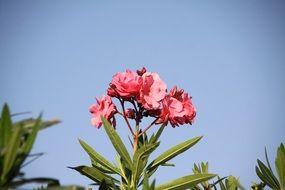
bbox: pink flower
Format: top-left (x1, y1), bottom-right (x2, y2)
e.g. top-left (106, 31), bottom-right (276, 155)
top-left (110, 70), bottom-right (143, 99)
top-left (89, 95), bottom-right (117, 128)
top-left (139, 72), bottom-right (167, 110)
top-left (157, 86), bottom-right (196, 127)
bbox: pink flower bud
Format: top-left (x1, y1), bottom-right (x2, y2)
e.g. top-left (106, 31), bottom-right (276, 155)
top-left (137, 67), bottom-right (147, 76)
top-left (124, 108), bottom-right (135, 119)
top-left (143, 109), bottom-right (161, 117)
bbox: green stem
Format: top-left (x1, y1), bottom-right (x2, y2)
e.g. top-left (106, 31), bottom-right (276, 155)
top-left (119, 99), bottom-right (135, 136)
top-left (133, 126), bottom-right (139, 153)
top-left (138, 118), bottom-right (158, 138)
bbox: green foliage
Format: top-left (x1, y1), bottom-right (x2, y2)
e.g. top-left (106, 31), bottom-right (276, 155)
top-left (192, 162), bottom-right (209, 188)
top-left (142, 171), bottom-right (156, 190)
top-left (79, 139), bottom-right (120, 174)
top-left (0, 103), bottom-right (60, 189)
top-left (37, 184), bottom-right (85, 190)
top-left (251, 182), bottom-right (265, 190)
top-left (255, 143), bottom-right (285, 190)
top-left (72, 118), bottom-right (215, 189)
top-left (102, 117), bottom-right (133, 170)
top-left (190, 162), bottom-right (245, 190)
top-left (155, 174), bottom-right (216, 190)
top-left (276, 144), bottom-right (285, 189)
top-left (146, 136), bottom-right (202, 178)
top-left (217, 176), bottom-right (245, 190)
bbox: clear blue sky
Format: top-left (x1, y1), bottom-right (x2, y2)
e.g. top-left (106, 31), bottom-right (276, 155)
top-left (0, 1), bottom-right (285, 189)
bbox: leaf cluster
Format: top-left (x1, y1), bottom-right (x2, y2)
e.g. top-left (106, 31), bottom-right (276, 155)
top-left (191, 162), bottom-right (245, 190)
top-left (71, 117), bottom-right (216, 190)
top-left (255, 144), bottom-right (285, 190)
top-left (0, 103), bottom-right (60, 189)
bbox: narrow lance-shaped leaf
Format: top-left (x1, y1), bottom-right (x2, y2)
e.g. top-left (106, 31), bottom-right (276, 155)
top-left (0, 103), bottom-right (13, 147)
top-left (218, 177), bottom-right (227, 190)
top-left (1, 126), bottom-right (22, 183)
top-left (142, 171), bottom-right (150, 190)
top-left (98, 179), bottom-right (108, 190)
top-left (275, 143), bottom-right (285, 188)
top-left (147, 136), bottom-right (202, 174)
top-left (226, 176), bottom-right (245, 190)
top-left (9, 177), bottom-right (60, 188)
top-left (14, 118), bottom-right (60, 132)
top-left (149, 124), bottom-right (165, 144)
top-left (265, 147), bottom-right (274, 174)
top-left (44, 185), bottom-right (85, 190)
top-left (91, 159), bottom-right (115, 174)
top-left (101, 117), bottom-right (132, 169)
top-left (142, 171), bottom-right (156, 190)
top-left (19, 115), bottom-right (42, 166)
top-left (22, 115), bottom-right (41, 152)
top-left (69, 166), bottom-right (119, 186)
top-left (257, 159), bottom-right (280, 189)
top-left (132, 143), bottom-right (159, 185)
top-left (256, 166), bottom-right (273, 188)
top-left (155, 173), bottom-right (216, 190)
top-left (150, 179), bottom-right (156, 190)
top-left (211, 176), bottom-right (227, 190)
top-left (79, 139), bottom-right (120, 174)
top-left (161, 163), bottom-right (175, 167)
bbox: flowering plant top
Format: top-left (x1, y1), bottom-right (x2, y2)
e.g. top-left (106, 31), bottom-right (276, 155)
top-left (89, 67), bottom-right (196, 133)
top-left (71, 68), bottom-right (215, 190)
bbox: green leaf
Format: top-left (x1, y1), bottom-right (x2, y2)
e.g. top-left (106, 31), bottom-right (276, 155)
top-left (142, 171), bottom-right (156, 190)
top-left (226, 176), bottom-right (245, 190)
top-left (143, 171), bottom-right (150, 190)
top-left (150, 179), bottom-right (156, 190)
top-left (149, 124), bottom-right (165, 144)
top-left (97, 179), bottom-right (116, 190)
top-left (98, 180), bottom-right (108, 190)
top-left (132, 142), bottom-right (159, 185)
top-left (1, 125), bottom-right (22, 183)
top-left (251, 182), bottom-right (265, 190)
top-left (15, 118), bottom-right (60, 132)
top-left (256, 166), bottom-right (273, 188)
top-left (69, 166), bottom-right (119, 186)
top-left (201, 162), bottom-right (208, 173)
top-left (79, 139), bottom-right (120, 175)
top-left (0, 103), bottom-right (13, 148)
top-left (161, 163), bottom-right (175, 167)
top-left (116, 156), bottom-right (130, 185)
top-left (257, 159), bottom-right (280, 189)
top-left (91, 160), bottom-right (114, 174)
top-left (8, 115), bottom-right (42, 180)
top-left (275, 143), bottom-right (285, 188)
top-left (21, 115), bottom-right (41, 158)
top-left (147, 136), bottom-right (202, 174)
top-left (192, 162), bottom-right (209, 187)
top-left (9, 177), bottom-right (60, 188)
top-left (101, 117), bottom-right (132, 169)
top-left (44, 186), bottom-right (85, 190)
top-left (192, 163), bottom-right (200, 174)
top-left (218, 177), bottom-right (227, 190)
top-left (265, 147), bottom-right (274, 174)
top-left (155, 173), bottom-right (216, 190)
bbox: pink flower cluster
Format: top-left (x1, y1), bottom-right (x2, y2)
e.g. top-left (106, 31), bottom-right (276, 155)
top-left (89, 68), bottom-right (196, 128)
